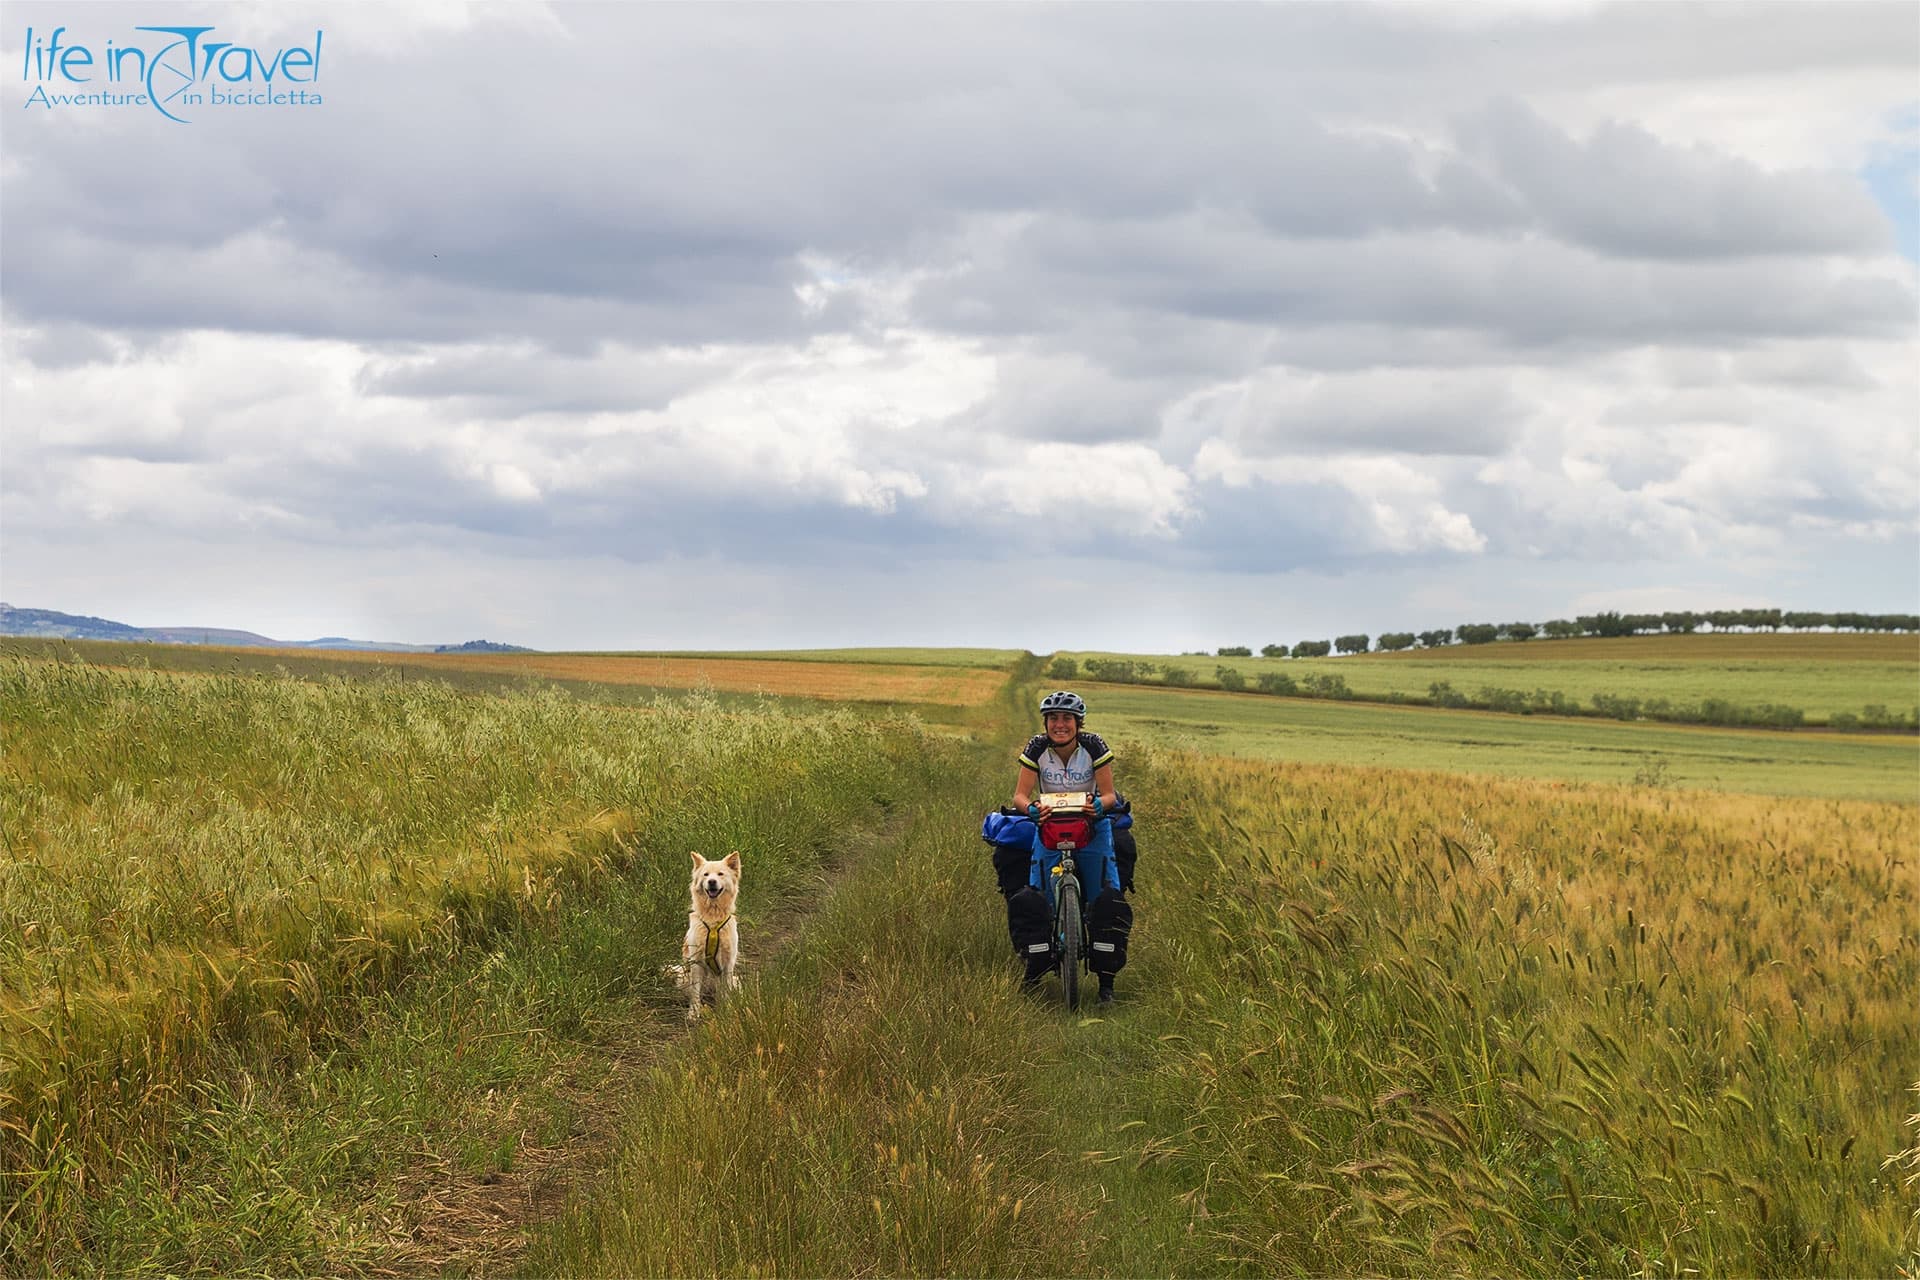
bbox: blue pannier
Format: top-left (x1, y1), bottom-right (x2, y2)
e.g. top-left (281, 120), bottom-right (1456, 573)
top-left (981, 811), bottom-right (1037, 847)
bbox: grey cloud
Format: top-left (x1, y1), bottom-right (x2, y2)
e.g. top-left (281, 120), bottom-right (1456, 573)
top-left (5, 223), bottom-right (815, 351)
top-left (939, 351), bottom-right (1169, 445)
top-left (167, 438), bottom-right (996, 568)
top-left (910, 213), bottom-right (1914, 349)
top-left (11, 1), bottom-right (1906, 361)
top-left (1237, 123), bottom-right (1528, 240)
top-left (1165, 474), bottom-right (1493, 577)
top-left (1458, 98), bottom-right (1894, 259)
top-left (11, 322), bottom-right (121, 370)
top-left (1732, 345), bottom-right (1883, 391)
top-left (1164, 477), bottom-right (1372, 574)
top-left (1231, 370), bottom-right (1525, 458)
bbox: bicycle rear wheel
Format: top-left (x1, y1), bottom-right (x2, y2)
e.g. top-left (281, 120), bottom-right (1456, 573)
top-left (1056, 875), bottom-right (1083, 1010)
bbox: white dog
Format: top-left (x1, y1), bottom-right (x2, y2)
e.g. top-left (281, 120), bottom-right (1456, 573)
top-left (682, 850), bottom-right (742, 1020)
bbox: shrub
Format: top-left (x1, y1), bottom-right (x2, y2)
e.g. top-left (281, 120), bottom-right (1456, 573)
top-left (1255, 672), bottom-right (1297, 696)
top-left (1217, 646), bottom-right (1253, 658)
top-left (1302, 673), bottom-right (1352, 700)
top-left (1848, 702), bottom-right (1915, 731)
top-left (1161, 666), bottom-right (1196, 688)
top-left (1084, 660), bottom-right (1156, 684)
top-left (1215, 666), bottom-right (1246, 692)
top-left (1592, 692), bottom-right (1642, 721)
top-left (1480, 686), bottom-right (1530, 714)
top-left (1045, 657), bottom-right (1078, 681)
top-left (1532, 689), bottom-right (1579, 716)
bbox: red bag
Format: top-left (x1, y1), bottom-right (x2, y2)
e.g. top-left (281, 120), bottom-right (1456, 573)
top-left (1038, 814), bottom-right (1094, 848)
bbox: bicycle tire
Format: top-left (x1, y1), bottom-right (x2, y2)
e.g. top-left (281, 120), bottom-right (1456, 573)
top-left (1057, 874), bottom-right (1083, 1010)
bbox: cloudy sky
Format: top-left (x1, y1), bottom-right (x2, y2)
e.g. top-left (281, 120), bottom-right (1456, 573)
top-left (3, 2), bottom-right (1916, 653)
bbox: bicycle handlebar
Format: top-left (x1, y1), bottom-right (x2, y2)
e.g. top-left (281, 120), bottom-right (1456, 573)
top-left (997, 794), bottom-right (1132, 818)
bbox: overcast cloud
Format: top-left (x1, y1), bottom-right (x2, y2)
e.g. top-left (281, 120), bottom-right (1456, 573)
top-left (2, 1), bottom-right (1915, 652)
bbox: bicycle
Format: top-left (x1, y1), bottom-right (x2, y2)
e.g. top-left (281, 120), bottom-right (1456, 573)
top-left (1031, 790), bottom-right (1119, 1010)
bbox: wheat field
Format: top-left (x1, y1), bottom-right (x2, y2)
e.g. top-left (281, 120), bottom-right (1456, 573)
top-left (4, 647), bottom-right (1914, 1275)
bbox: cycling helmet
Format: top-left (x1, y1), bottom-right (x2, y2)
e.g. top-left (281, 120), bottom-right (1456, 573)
top-left (1039, 690), bottom-right (1086, 721)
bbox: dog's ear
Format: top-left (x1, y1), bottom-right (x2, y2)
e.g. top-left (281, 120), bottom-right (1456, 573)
top-left (689, 850), bottom-right (704, 868)
top-left (725, 850), bottom-right (741, 873)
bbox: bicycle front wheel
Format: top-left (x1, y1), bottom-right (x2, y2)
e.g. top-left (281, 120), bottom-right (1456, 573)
top-left (1056, 875), bottom-right (1083, 1011)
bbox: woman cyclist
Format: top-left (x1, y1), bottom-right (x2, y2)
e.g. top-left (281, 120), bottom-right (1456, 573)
top-left (1014, 690), bottom-right (1120, 819)
top-left (1004, 690), bottom-right (1134, 1003)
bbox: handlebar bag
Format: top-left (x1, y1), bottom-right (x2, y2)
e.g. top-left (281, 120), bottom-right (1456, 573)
top-left (1038, 814), bottom-right (1095, 848)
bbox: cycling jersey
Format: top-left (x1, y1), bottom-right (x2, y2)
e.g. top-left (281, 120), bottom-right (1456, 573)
top-left (1018, 731), bottom-right (1115, 794)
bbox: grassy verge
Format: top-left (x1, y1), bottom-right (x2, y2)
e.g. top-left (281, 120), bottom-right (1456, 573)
top-left (0, 656), bottom-right (937, 1270)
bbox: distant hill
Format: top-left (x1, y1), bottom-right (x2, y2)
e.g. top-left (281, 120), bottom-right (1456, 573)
top-left (434, 639), bottom-right (535, 654)
top-left (0, 605), bottom-right (149, 642)
top-left (0, 604), bottom-right (532, 654)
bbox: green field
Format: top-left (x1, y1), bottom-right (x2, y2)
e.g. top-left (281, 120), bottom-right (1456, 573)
top-left (1062, 633), bottom-right (1920, 725)
top-left (1085, 682), bottom-right (1920, 803)
top-left (630, 647), bottom-right (1028, 669)
top-left (3, 642), bottom-right (1915, 1275)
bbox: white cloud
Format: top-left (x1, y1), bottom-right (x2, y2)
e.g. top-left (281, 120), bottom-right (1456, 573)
top-left (1195, 439), bottom-right (1486, 554)
top-left (943, 440), bottom-right (1194, 537)
top-left (1, 1), bottom-right (1913, 644)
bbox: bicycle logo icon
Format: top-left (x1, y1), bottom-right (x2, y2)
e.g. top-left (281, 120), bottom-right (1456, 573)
top-left (136, 25), bottom-right (212, 123)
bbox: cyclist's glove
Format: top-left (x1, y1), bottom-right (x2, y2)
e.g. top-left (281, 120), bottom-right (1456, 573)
top-left (1025, 802), bottom-right (1041, 819)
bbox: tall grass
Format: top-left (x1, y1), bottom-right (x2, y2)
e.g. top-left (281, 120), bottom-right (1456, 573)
top-left (528, 696), bottom-right (1917, 1277)
top-left (529, 773), bottom-right (1104, 1278)
top-left (0, 657), bottom-right (927, 1264)
top-left (1120, 747), bottom-right (1917, 1275)
top-left (10, 651), bottom-right (1911, 1274)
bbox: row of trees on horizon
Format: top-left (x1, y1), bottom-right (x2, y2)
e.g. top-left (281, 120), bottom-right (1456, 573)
top-left (1205, 609), bottom-right (1920, 658)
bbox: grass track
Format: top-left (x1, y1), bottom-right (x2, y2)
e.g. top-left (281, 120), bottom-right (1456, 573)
top-left (528, 733), bottom-right (1209, 1277)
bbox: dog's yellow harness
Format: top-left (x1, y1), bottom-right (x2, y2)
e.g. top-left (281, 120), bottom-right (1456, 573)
top-left (697, 916), bottom-right (733, 965)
